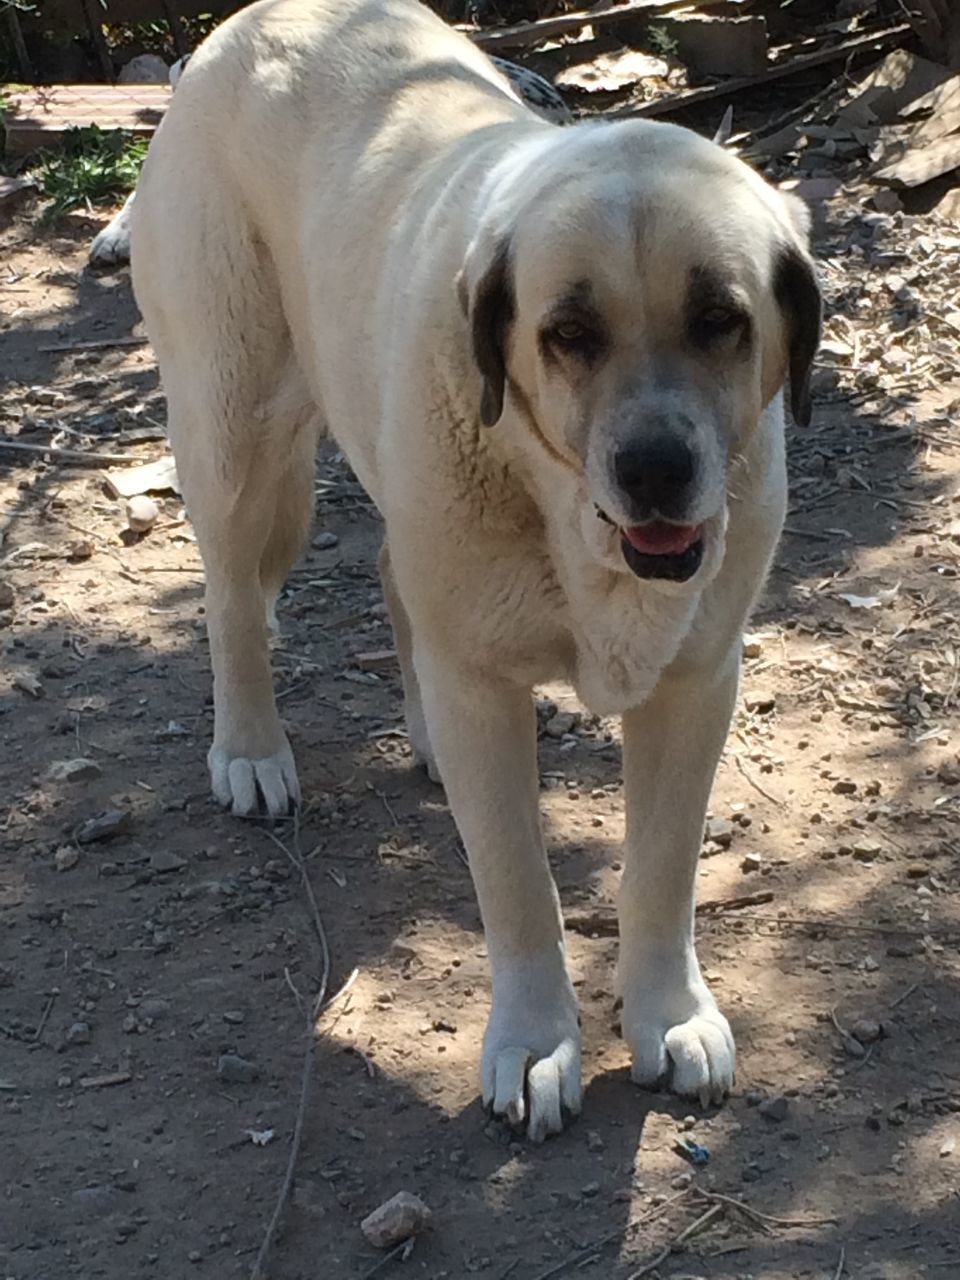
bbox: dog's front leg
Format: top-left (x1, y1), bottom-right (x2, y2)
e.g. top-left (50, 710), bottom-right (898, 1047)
top-left (617, 650), bottom-right (740, 1105)
top-left (416, 652), bottom-right (580, 1140)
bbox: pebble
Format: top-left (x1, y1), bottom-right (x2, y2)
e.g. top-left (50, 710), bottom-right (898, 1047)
top-left (126, 495), bottom-right (160, 534)
top-left (313, 531), bottom-right (339, 550)
top-left (217, 1053), bottom-right (259, 1084)
top-left (850, 1017), bottom-right (883, 1045)
top-left (742, 632), bottom-right (765, 658)
top-left (744, 690), bottom-right (776, 714)
top-left (150, 849), bottom-right (187, 873)
top-left (138, 998), bottom-right (169, 1020)
top-left (65, 1021), bottom-right (91, 1046)
top-left (544, 711), bottom-right (577, 738)
top-left (832, 779), bottom-right (857, 795)
top-left (76, 809), bottom-right (131, 844)
top-left (704, 817), bottom-right (734, 849)
top-left (937, 760), bottom-right (960, 785)
top-left (852, 838), bottom-right (881, 861)
top-left (47, 757), bottom-right (102, 783)
top-left (586, 1130), bottom-right (605, 1153)
top-left (740, 852), bottom-right (762, 873)
top-left (72, 1184), bottom-right (122, 1211)
top-left (222, 1010), bottom-right (245, 1025)
top-left (758, 1095), bottom-right (789, 1122)
top-left (54, 846), bottom-right (80, 872)
top-left (360, 1191), bottom-right (431, 1248)
top-left (0, 579), bottom-right (14, 609)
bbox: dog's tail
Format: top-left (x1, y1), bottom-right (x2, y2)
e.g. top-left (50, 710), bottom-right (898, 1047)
top-left (169, 54), bottom-right (191, 91)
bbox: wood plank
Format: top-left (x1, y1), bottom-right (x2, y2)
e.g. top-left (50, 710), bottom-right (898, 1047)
top-left (875, 132), bottom-right (960, 187)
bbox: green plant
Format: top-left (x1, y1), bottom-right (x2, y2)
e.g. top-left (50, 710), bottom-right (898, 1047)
top-left (35, 124), bottom-right (147, 219)
top-left (647, 22), bottom-right (678, 60)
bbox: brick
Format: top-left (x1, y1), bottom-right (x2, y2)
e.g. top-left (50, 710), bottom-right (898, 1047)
top-left (2, 84), bottom-right (170, 156)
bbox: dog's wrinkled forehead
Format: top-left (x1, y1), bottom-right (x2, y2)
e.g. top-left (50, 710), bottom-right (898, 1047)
top-left (507, 164), bottom-right (784, 323)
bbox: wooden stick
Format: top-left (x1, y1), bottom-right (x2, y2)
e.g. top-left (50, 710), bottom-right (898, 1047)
top-left (0, 441), bottom-right (147, 465)
top-left (250, 821), bottom-right (331, 1280)
top-left (467, 0), bottom-right (711, 52)
top-left (625, 1202), bottom-right (724, 1279)
top-left (39, 336), bottom-right (149, 354)
top-left (610, 23), bottom-right (911, 119)
top-left (565, 891), bottom-right (774, 936)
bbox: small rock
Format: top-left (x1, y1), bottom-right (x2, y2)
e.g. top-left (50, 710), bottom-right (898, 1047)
top-left (72, 1184), bottom-right (122, 1211)
top-left (758, 1095), bottom-right (789, 1122)
top-left (744, 690), bottom-right (776, 714)
top-left (852, 838), bottom-right (880, 861)
top-left (740, 852), bottom-right (762, 874)
top-left (850, 1017), bottom-right (883, 1045)
top-left (138, 998), bottom-right (169, 1020)
top-left (217, 1053), bottom-right (259, 1085)
top-left (313, 531), bottom-right (339, 550)
top-left (54, 846), bottom-right (80, 872)
top-left (150, 849), bottom-right (187, 874)
top-left (581, 1181), bottom-right (600, 1197)
top-left (745, 1089), bottom-right (764, 1107)
top-left (906, 864), bottom-right (929, 879)
top-left (741, 632), bottom-right (765, 659)
top-left (66, 1021), bottom-right (91, 1046)
top-left (126, 495), bottom-right (160, 534)
top-left (544, 711), bottom-right (577, 739)
top-left (360, 1191), bottom-right (431, 1248)
top-left (76, 810), bottom-right (131, 844)
top-left (937, 760), bottom-right (960, 785)
top-left (704, 817), bottom-right (734, 849)
top-left (832, 779), bottom-right (857, 795)
top-left (586, 1130), bottom-right (605, 1153)
top-left (48, 757), bottom-right (102, 783)
top-left (940, 1135), bottom-right (956, 1158)
top-left (0, 579), bottom-right (14, 609)
top-left (222, 1010), bottom-right (245, 1025)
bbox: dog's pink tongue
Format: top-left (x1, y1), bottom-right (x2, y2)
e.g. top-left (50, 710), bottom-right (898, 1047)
top-left (623, 521), bottom-right (701, 555)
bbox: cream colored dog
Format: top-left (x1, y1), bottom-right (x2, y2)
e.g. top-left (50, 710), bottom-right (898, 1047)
top-left (131, 0), bottom-right (820, 1140)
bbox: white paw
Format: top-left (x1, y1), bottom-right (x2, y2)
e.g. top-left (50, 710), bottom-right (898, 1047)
top-left (481, 973), bottom-right (581, 1141)
top-left (208, 739), bottom-right (300, 817)
top-left (621, 983), bottom-right (735, 1107)
top-left (89, 217), bottom-right (132, 267)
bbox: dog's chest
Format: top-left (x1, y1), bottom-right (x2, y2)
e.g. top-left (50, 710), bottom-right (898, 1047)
top-left (563, 575), bottom-right (699, 715)
top-left (477, 546), bottom-right (699, 716)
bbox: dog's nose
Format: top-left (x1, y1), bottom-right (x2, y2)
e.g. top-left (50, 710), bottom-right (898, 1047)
top-left (613, 435), bottom-right (695, 519)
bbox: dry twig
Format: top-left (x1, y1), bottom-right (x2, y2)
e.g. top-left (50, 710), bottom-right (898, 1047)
top-left (250, 819), bottom-right (332, 1280)
top-left (625, 1202), bottom-right (724, 1278)
top-left (0, 440), bottom-right (147, 465)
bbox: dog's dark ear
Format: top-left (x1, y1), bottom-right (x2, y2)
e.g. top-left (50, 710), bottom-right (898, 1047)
top-left (774, 244), bottom-right (821, 428)
top-left (459, 241), bottom-right (515, 427)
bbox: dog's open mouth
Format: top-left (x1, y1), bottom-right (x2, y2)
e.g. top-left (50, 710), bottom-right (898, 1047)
top-left (597, 508), bottom-right (704, 582)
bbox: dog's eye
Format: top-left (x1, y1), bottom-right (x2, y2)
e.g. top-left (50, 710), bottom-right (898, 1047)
top-left (544, 319), bottom-right (603, 360)
top-left (552, 321), bottom-right (590, 345)
top-left (698, 306), bottom-right (747, 335)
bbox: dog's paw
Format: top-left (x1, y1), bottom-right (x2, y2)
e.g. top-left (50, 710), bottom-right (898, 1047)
top-left (89, 218), bottom-right (132, 268)
top-left (621, 983), bottom-right (735, 1107)
top-left (208, 739), bottom-right (300, 817)
top-left (481, 972), bottom-right (581, 1141)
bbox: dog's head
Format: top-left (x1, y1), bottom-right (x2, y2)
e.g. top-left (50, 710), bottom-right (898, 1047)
top-left (458, 120), bottom-right (820, 588)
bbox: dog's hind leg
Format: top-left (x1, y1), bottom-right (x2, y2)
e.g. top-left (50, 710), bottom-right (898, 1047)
top-left (134, 208), bottom-right (311, 815)
top-left (258, 374), bottom-right (321, 633)
top-left (170, 388), bottom-right (307, 817)
top-left (377, 542), bottom-right (440, 782)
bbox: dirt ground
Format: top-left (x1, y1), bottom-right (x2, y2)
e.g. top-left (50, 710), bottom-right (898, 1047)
top-left (2, 185), bottom-right (960, 1280)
